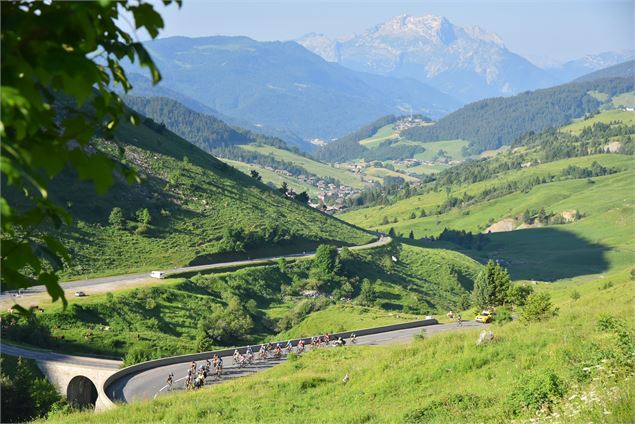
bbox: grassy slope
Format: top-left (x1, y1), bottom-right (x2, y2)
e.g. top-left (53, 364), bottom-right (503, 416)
top-left (221, 158), bottom-right (317, 196)
top-left (411, 139), bottom-right (468, 161)
top-left (611, 91), bottom-right (635, 108)
top-left (51, 122), bottom-right (371, 280)
top-left (363, 167), bottom-right (420, 183)
top-left (240, 144), bottom-right (365, 188)
top-left (358, 123), bottom-right (397, 147)
top-left (561, 109), bottom-right (635, 134)
top-left (340, 154), bottom-right (634, 281)
top-left (46, 268), bottom-right (634, 424)
top-left (274, 305), bottom-right (419, 339)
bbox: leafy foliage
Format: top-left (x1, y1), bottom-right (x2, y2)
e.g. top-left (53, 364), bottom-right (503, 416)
top-left (0, 355), bottom-right (62, 422)
top-left (520, 292), bottom-right (559, 323)
top-left (0, 0), bottom-right (180, 305)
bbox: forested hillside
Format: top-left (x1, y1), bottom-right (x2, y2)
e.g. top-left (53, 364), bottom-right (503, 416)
top-left (402, 76), bottom-right (634, 154)
top-left (124, 96), bottom-right (289, 151)
top-left (573, 60), bottom-right (634, 83)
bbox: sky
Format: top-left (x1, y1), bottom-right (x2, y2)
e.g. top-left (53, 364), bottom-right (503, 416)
top-left (148, 0), bottom-right (634, 65)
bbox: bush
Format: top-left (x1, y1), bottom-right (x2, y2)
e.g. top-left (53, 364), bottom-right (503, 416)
top-left (493, 307), bottom-right (513, 325)
top-left (508, 370), bottom-right (566, 415)
top-left (520, 292), bottom-right (559, 323)
top-left (570, 290), bottom-right (581, 301)
top-left (108, 207), bottom-right (125, 229)
top-left (506, 284), bottom-right (534, 307)
top-left (357, 279), bottom-right (377, 307)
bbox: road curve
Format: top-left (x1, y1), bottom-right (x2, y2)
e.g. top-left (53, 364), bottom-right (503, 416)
top-left (108, 320), bottom-right (486, 403)
top-left (0, 236), bottom-right (392, 304)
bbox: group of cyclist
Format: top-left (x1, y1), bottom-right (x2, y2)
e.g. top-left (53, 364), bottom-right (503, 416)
top-left (168, 353), bottom-right (225, 391)
top-left (166, 332), bottom-right (359, 391)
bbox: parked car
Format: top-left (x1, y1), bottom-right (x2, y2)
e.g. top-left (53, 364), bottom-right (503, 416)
top-left (150, 271), bottom-right (166, 279)
top-left (475, 310), bottom-right (494, 323)
top-left (74, 291), bottom-right (86, 297)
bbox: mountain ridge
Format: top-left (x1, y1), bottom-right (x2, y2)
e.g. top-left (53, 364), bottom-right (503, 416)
top-left (123, 35), bottom-right (458, 145)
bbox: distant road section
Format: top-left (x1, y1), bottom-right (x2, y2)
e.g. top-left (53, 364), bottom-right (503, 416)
top-left (0, 236), bottom-right (391, 308)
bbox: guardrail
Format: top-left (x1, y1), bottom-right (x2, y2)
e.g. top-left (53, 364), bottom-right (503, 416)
top-left (103, 316), bottom-right (436, 404)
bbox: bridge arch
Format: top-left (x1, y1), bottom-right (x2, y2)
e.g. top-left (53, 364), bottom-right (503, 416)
top-left (67, 375), bottom-right (98, 409)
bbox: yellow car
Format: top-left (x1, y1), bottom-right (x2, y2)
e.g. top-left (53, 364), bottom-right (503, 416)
top-left (475, 310), bottom-right (494, 323)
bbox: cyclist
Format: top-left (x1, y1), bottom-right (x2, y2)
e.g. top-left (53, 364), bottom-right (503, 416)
top-left (350, 333), bottom-right (357, 344)
top-left (216, 356), bottom-right (223, 377)
top-left (273, 343), bottom-right (282, 359)
top-left (166, 373), bottom-right (174, 391)
top-left (285, 340), bottom-right (293, 353)
top-left (297, 339), bottom-right (305, 353)
top-left (259, 344), bottom-right (267, 359)
top-left (457, 314), bottom-right (463, 327)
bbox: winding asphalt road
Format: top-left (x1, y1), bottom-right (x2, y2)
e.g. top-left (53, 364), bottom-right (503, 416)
top-left (0, 236), bottom-right (391, 304)
top-left (109, 320), bottom-right (486, 403)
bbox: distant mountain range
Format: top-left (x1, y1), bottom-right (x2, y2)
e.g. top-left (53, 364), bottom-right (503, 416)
top-left (298, 14), bottom-right (634, 103)
top-left (125, 35), bottom-right (458, 147)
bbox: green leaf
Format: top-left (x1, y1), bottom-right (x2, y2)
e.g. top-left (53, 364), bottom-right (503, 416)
top-left (130, 4), bottom-right (164, 38)
top-left (39, 272), bottom-right (67, 308)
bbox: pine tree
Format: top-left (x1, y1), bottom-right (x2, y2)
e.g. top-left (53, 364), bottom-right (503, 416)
top-left (472, 260), bottom-right (511, 309)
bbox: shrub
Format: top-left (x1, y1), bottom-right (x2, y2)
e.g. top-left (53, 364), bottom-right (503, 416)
top-left (506, 284), bottom-right (534, 306)
top-left (493, 307), bottom-right (513, 325)
top-left (520, 292), bottom-right (559, 323)
top-left (108, 207), bottom-right (125, 229)
top-left (357, 279), bottom-right (377, 306)
top-left (508, 370), bottom-right (566, 415)
top-left (600, 280), bottom-right (614, 290)
top-left (135, 208), bottom-right (151, 225)
top-left (570, 289), bottom-right (581, 301)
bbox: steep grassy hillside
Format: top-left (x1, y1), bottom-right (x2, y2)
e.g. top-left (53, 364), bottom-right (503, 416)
top-left (45, 268), bottom-right (634, 423)
top-left (3, 243), bottom-right (481, 363)
top-left (44, 118), bottom-right (371, 280)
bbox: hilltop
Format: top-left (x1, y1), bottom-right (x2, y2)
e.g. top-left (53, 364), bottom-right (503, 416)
top-left (40, 114), bottom-right (372, 280)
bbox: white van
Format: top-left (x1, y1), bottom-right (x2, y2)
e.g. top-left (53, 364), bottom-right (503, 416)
top-left (150, 271), bottom-right (166, 279)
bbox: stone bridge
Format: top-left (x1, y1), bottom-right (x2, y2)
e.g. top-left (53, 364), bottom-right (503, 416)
top-left (1, 343), bottom-right (120, 411)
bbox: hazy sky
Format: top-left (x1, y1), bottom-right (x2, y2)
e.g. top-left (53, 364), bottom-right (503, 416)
top-left (148, 0), bottom-right (634, 64)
